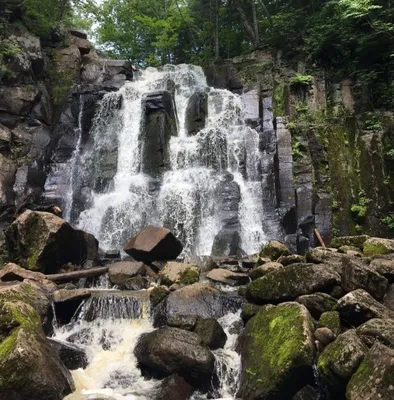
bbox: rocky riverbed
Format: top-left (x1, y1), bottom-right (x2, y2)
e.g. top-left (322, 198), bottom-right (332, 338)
top-left (1, 211), bottom-right (394, 399)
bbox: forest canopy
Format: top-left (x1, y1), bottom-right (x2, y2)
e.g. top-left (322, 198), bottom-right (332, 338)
top-left (1, 0), bottom-right (394, 107)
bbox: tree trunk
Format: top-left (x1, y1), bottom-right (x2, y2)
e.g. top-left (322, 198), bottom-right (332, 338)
top-left (234, 0), bottom-right (258, 48)
top-left (215, 0), bottom-right (220, 59)
top-left (252, 1), bottom-right (259, 47)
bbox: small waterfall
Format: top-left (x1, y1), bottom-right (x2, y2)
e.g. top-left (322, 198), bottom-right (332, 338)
top-left (64, 64), bottom-right (265, 256)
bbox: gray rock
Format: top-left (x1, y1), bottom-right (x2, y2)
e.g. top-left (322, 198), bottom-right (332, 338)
top-left (315, 327), bottom-right (336, 347)
top-left (336, 289), bottom-right (394, 327)
top-left (0, 154), bottom-right (16, 207)
top-left (0, 85), bottom-right (40, 116)
top-left (346, 342), bottom-right (394, 400)
top-left (152, 374), bottom-right (194, 400)
top-left (368, 258), bottom-right (394, 282)
top-left (331, 235), bottom-right (370, 249)
top-left (319, 311), bottom-right (341, 335)
top-left (249, 261), bottom-right (284, 280)
top-left (193, 317), bottom-right (227, 349)
top-left (260, 240), bottom-right (291, 260)
top-left (356, 318), bottom-right (394, 347)
top-left (296, 292), bottom-right (337, 319)
top-left (383, 283), bottom-right (394, 310)
top-left (134, 327), bottom-right (215, 389)
top-left (185, 91), bottom-right (207, 136)
top-left (49, 338), bottom-right (88, 370)
top-left (159, 262), bottom-right (200, 286)
top-left (167, 315), bottom-right (198, 330)
top-left (108, 261), bottom-right (147, 285)
top-left (206, 268), bottom-right (249, 286)
top-left (0, 123), bottom-right (11, 152)
top-left (363, 237), bottom-right (394, 256)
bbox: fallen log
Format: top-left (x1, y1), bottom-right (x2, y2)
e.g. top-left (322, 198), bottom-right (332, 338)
top-left (45, 266), bottom-right (109, 282)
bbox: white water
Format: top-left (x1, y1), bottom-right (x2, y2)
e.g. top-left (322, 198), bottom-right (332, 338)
top-left (52, 292), bottom-right (242, 400)
top-left (67, 64), bottom-right (265, 256)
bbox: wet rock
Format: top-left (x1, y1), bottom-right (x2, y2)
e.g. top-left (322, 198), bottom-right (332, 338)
top-left (296, 292), bottom-right (337, 319)
top-left (159, 262), bottom-right (200, 286)
top-left (336, 289), bottom-right (394, 327)
top-left (185, 91), bottom-right (207, 136)
top-left (122, 275), bottom-right (150, 290)
top-left (184, 255), bottom-right (213, 273)
top-left (134, 327), bottom-right (215, 389)
top-left (52, 289), bottom-right (91, 325)
top-left (341, 258), bottom-right (388, 301)
top-left (246, 263), bottom-right (340, 304)
top-left (331, 235), bottom-right (370, 249)
top-left (0, 154), bottom-right (16, 207)
top-left (260, 240), bottom-right (291, 260)
top-left (193, 318), bottom-right (227, 349)
top-left (167, 315), bottom-right (198, 330)
top-left (0, 300), bottom-right (75, 399)
top-left (319, 311), bottom-right (341, 335)
top-left (249, 261), bottom-right (283, 280)
top-left (317, 330), bottom-right (367, 389)
top-left (108, 261), bottom-right (147, 286)
top-left (211, 229), bottom-right (241, 257)
top-left (238, 302), bottom-right (315, 400)
top-left (6, 210), bottom-right (98, 274)
top-left (356, 318), bottom-right (394, 347)
top-left (315, 327), bottom-right (336, 347)
top-left (277, 254), bottom-right (306, 266)
top-left (104, 250), bottom-right (121, 259)
top-left (241, 303), bottom-right (263, 323)
top-left (368, 258), bottom-right (394, 282)
top-left (123, 225), bottom-right (183, 263)
top-left (292, 385), bottom-right (320, 400)
top-left (150, 286), bottom-right (170, 307)
top-left (346, 342), bottom-right (394, 400)
top-left (363, 237), bottom-right (394, 257)
top-left (206, 268), bottom-right (249, 286)
top-left (49, 338), bottom-right (88, 369)
top-left (152, 374), bottom-right (194, 400)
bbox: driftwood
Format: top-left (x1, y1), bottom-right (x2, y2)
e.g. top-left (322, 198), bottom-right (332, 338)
top-left (314, 228), bottom-right (326, 248)
top-left (45, 266), bottom-right (109, 282)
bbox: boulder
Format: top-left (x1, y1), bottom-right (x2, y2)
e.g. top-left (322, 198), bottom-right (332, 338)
top-left (260, 240), bottom-right (291, 260)
top-left (315, 327), bottom-right (336, 347)
top-left (296, 293), bottom-right (337, 319)
top-left (331, 235), bottom-right (370, 249)
top-left (0, 154), bottom-right (16, 207)
top-left (193, 318), bottom-right (227, 349)
top-left (167, 315), bottom-right (198, 330)
top-left (206, 268), bottom-right (249, 286)
top-left (363, 237), bottom-right (394, 257)
top-left (346, 342), bottom-right (394, 400)
top-left (185, 91), bottom-right (207, 136)
top-left (0, 262), bottom-right (46, 282)
top-left (155, 283), bottom-right (240, 326)
top-left (211, 229), bottom-right (241, 257)
top-left (368, 258), bottom-right (394, 282)
top-left (336, 289), bottom-right (394, 327)
top-left (0, 123), bottom-right (11, 152)
top-left (159, 262), bottom-right (200, 286)
top-left (108, 261), bottom-right (147, 286)
top-left (246, 263), bottom-right (340, 304)
top-left (249, 261), bottom-right (283, 280)
top-left (134, 327), bottom-right (215, 389)
top-left (306, 247), bottom-right (354, 273)
top-left (6, 210), bottom-right (99, 274)
top-left (319, 311), bottom-right (341, 335)
top-left (277, 254), bottom-right (306, 266)
top-left (0, 85), bottom-right (40, 116)
top-left (0, 301), bottom-right (74, 399)
top-left (152, 374), bottom-right (194, 400)
top-left (383, 283), bottom-right (394, 310)
top-left (241, 303), bottom-right (263, 323)
top-left (337, 246), bottom-right (362, 257)
top-left (341, 258), bottom-right (388, 301)
top-left (150, 286), bottom-right (170, 307)
top-left (237, 302), bottom-right (315, 400)
top-left (356, 318), bottom-right (394, 347)
top-left (123, 225), bottom-right (183, 262)
top-left (49, 338), bottom-right (88, 369)
top-left (317, 330), bottom-right (367, 388)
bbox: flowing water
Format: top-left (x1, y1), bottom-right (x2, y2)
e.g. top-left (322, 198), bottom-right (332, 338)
top-left (52, 291), bottom-right (242, 400)
top-left (64, 64), bottom-right (265, 256)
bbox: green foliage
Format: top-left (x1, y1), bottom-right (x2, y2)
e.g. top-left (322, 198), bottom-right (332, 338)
top-left (351, 190), bottom-right (371, 220)
top-left (289, 73), bottom-right (312, 86)
top-left (0, 39), bottom-right (21, 80)
top-left (363, 111), bottom-right (382, 131)
top-left (382, 213), bottom-right (394, 230)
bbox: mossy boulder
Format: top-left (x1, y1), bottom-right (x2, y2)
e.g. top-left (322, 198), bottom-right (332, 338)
top-left (363, 237), bottom-right (394, 257)
top-left (237, 302), bottom-right (315, 400)
top-left (150, 286), bottom-right (170, 307)
top-left (368, 258), bottom-right (394, 282)
top-left (0, 300), bottom-right (74, 399)
top-left (260, 240), bottom-right (291, 260)
top-left (246, 263), bottom-right (340, 304)
top-left (356, 318), bottom-right (394, 347)
top-left (5, 210), bottom-right (98, 274)
top-left (296, 292), bottom-right (337, 319)
top-left (346, 342), bottom-right (394, 400)
top-left (249, 261), bottom-right (283, 280)
top-left (159, 262), bottom-right (200, 286)
top-left (331, 235), bottom-right (370, 249)
top-left (241, 303), bottom-right (263, 323)
top-left (193, 318), bottom-right (227, 349)
top-left (317, 330), bottom-right (367, 389)
top-left (319, 311), bottom-right (341, 335)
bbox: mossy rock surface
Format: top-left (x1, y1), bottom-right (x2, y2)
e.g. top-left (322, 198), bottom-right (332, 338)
top-left (346, 342), bottom-right (394, 400)
top-left (319, 311), bottom-right (341, 335)
top-left (363, 238), bottom-right (394, 257)
top-left (246, 263), bottom-right (340, 304)
top-left (159, 262), bottom-right (200, 286)
top-left (237, 302), bottom-right (315, 400)
top-left (150, 286), bottom-right (170, 307)
top-left (296, 293), bottom-right (337, 319)
top-left (317, 330), bottom-right (367, 388)
top-left (260, 240), bottom-right (291, 260)
top-left (356, 318), bottom-right (394, 348)
top-left (331, 235), bottom-right (370, 249)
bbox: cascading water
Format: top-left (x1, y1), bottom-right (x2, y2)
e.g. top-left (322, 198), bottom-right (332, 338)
top-left (66, 64), bottom-right (265, 256)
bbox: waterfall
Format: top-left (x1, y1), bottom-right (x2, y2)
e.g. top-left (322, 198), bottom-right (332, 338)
top-left (65, 64), bottom-right (265, 256)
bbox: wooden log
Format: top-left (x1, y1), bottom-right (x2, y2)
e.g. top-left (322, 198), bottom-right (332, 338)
top-left (314, 228), bottom-right (326, 249)
top-left (46, 266), bottom-right (109, 282)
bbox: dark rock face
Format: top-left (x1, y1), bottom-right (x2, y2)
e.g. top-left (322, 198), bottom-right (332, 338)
top-left (141, 90), bottom-right (177, 177)
top-left (152, 374), bottom-right (195, 400)
top-left (356, 318), bottom-right (394, 347)
top-left (346, 342), bottom-right (394, 400)
top-left (193, 318), bottom-right (227, 350)
top-left (52, 289), bottom-right (91, 325)
top-left (185, 91), bottom-right (207, 136)
top-left (134, 327), bottom-right (215, 389)
top-left (246, 263), bottom-right (340, 304)
top-left (123, 225), bottom-right (183, 263)
top-left (5, 210), bottom-right (98, 273)
top-left (296, 292), bottom-right (337, 319)
top-left (49, 338), bottom-right (88, 370)
top-left (238, 302), bottom-right (315, 400)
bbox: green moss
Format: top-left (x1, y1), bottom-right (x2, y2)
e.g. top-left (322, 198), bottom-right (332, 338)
top-left (273, 82), bottom-right (286, 116)
top-left (363, 242), bottom-right (393, 256)
top-left (150, 286), bottom-right (169, 306)
top-left (241, 303), bottom-right (314, 396)
top-left (260, 241), bottom-right (290, 260)
top-left (345, 352), bottom-right (374, 395)
top-left (179, 267), bottom-right (199, 285)
top-left (319, 311), bottom-right (341, 335)
top-left (241, 303), bottom-right (262, 322)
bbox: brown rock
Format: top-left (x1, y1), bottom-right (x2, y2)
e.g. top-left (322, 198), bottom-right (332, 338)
top-left (206, 268), bottom-right (249, 286)
top-left (249, 261), bottom-right (283, 280)
top-left (315, 327), bottom-right (336, 347)
top-left (108, 261), bottom-right (147, 285)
